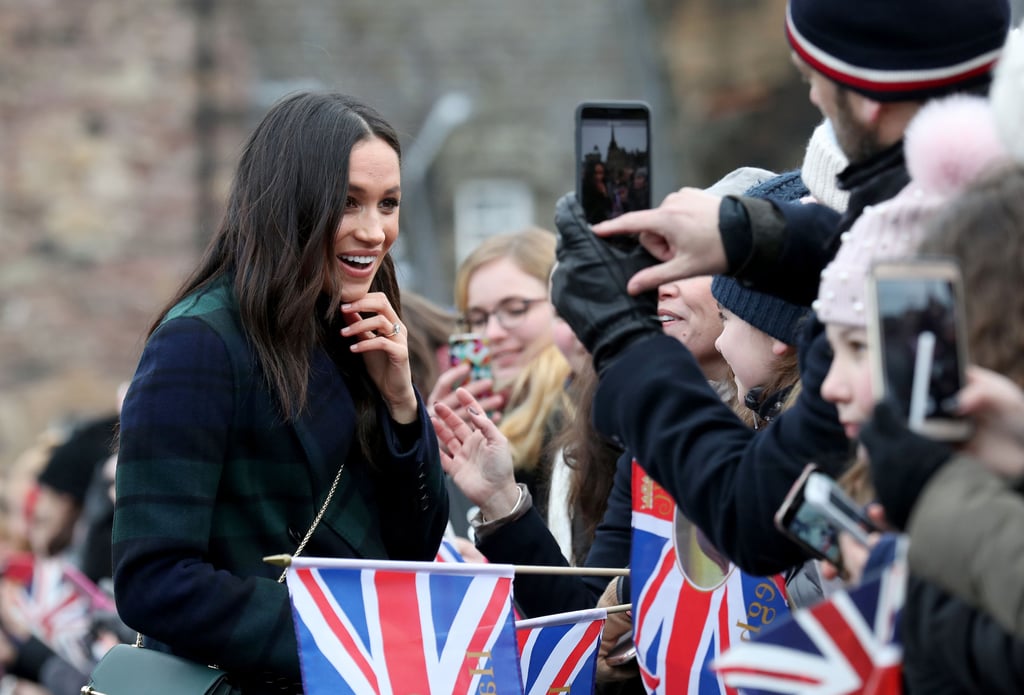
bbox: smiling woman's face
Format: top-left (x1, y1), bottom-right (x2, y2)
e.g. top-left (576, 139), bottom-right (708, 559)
top-left (658, 277), bottom-right (726, 380)
top-left (327, 136), bottom-right (401, 302)
top-left (465, 257), bottom-right (555, 386)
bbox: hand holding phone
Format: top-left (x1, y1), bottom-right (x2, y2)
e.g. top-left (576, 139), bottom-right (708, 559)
top-left (448, 332), bottom-right (492, 383)
top-left (605, 630), bottom-right (637, 667)
top-left (774, 464), bottom-right (880, 570)
top-left (803, 472), bottom-right (881, 546)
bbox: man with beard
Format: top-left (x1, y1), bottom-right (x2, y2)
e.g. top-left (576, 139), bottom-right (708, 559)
top-left (549, 0), bottom-right (1011, 575)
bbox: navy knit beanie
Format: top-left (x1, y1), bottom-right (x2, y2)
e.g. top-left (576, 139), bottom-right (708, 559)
top-left (713, 170), bottom-right (811, 346)
top-left (786, 0), bottom-right (1010, 102)
top-left (743, 168), bottom-right (808, 204)
top-left (712, 276), bottom-right (808, 346)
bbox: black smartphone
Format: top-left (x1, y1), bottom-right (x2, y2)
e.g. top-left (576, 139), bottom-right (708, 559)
top-left (774, 464), bottom-right (879, 568)
top-left (575, 101), bottom-right (651, 227)
top-left (867, 258), bottom-right (972, 441)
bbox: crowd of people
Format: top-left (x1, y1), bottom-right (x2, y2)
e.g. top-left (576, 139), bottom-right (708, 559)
top-left (3, 0), bottom-right (1024, 692)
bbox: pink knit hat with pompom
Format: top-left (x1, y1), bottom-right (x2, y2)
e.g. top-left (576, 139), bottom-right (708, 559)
top-left (814, 95), bottom-right (1009, 327)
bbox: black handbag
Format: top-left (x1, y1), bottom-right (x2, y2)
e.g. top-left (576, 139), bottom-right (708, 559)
top-left (81, 642), bottom-right (233, 695)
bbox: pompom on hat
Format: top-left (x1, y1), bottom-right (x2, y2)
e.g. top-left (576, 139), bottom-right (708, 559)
top-left (786, 0), bottom-right (1010, 103)
top-left (991, 26), bottom-right (1024, 164)
top-left (814, 95), bottom-right (1010, 327)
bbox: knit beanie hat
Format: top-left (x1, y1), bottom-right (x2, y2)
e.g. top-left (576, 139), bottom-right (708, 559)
top-left (785, 0), bottom-right (1010, 102)
top-left (712, 276), bottom-right (809, 346)
top-left (704, 166), bottom-right (776, 197)
top-left (710, 170), bottom-right (812, 346)
top-left (815, 95), bottom-right (1009, 327)
top-left (743, 168), bottom-right (807, 203)
top-left (38, 414), bottom-right (118, 503)
top-left (801, 120), bottom-right (850, 212)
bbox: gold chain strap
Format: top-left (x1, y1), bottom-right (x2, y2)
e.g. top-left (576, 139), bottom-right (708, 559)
top-left (278, 461), bottom-right (346, 583)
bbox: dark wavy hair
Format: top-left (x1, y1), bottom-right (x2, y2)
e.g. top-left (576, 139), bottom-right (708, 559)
top-left (152, 91), bottom-right (402, 458)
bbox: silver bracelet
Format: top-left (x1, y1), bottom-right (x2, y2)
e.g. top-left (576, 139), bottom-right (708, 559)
top-left (480, 484), bottom-right (525, 524)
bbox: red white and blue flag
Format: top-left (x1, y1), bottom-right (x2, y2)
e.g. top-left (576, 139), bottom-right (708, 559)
top-left (435, 537), bottom-right (468, 563)
top-left (515, 608), bottom-right (606, 695)
top-left (631, 463), bottom-right (790, 695)
top-left (286, 557), bottom-right (523, 695)
top-left (4, 553), bottom-right (115, 672)
top-left (712, 537), bottom-right (907, 695)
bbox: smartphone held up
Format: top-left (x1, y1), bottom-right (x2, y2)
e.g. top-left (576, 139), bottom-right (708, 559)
top-left (575, 101), bottom-right (651, 227)
top-left (867, 258), bottom-right (972, 441)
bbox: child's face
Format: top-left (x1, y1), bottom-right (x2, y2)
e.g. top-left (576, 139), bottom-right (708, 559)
top-left (820, 323), bottom-right (875, 439)
top-left (714, 306), bottom-right (780, 403)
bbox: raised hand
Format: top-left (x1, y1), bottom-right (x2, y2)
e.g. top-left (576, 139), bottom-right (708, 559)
top-left (956, 365), bottom-right (1024, 478)
top-left (592, 187), bottom-right (728, 295)
top-left (426, 363), bottom-right (505, 425)
top-left (550, 193), bottom-right (662, 375)
top-left (430, 388), bottom-right (520, 520)
top-left (341, 292), bottom-right (417, 423)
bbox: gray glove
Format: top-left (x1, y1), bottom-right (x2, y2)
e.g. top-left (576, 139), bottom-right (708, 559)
top-left (550, 193), bottom-right (661, 375)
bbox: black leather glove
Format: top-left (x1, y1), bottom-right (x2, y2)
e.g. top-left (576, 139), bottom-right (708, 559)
top-left (859, 399), bottom-right (954, 530)
top-left (550, 193), bottom-right (661, 375)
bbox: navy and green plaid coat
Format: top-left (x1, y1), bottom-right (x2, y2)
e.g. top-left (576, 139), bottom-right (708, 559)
top-left (112, 278), bottom-right (447, 689)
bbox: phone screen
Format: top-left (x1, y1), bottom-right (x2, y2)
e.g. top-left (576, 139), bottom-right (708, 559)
top-left (778, 486), bottom-right (842, 566)
top-left (576, 102), bottom-right (650, 226)
top-left (875, 274), bottom-right (964, 426)
top-left (448, 332), bottom-right (492, 382)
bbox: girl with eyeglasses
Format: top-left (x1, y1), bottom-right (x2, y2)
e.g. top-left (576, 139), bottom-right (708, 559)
top-left (428, 227), bottom-right (573, 528)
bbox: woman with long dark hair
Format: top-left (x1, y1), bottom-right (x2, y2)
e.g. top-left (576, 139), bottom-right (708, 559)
top-left (111, 92), bottom-right (447, 693)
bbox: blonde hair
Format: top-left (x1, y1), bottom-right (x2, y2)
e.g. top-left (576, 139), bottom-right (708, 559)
top-left (501, 344), bottom-right (574, 471)
top-left (454, 227), bottom-right (570, 471)
top-left (454, 227), bottom-right (557, 314)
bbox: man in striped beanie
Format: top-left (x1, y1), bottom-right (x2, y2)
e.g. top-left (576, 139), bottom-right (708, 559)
top-left (785, 0), bottom-right (1008, 163)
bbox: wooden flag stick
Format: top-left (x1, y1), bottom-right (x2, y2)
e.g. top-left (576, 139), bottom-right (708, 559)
top-left (512, 565), bottom-right (629, 577)
top-left (604, 603), bottom-right (632, 615)
top-left (262, 554), bottom-right (629, 579)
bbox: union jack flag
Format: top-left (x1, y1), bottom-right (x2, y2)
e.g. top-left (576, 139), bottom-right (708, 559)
top-left (712, 536), bottom-right (907, 695)
top-left (285, 557), bottom-right (523, 695)
top-left (631, 463), bottom-right (790, 694)
top-left (4, 554), bottom-right (114, 672)
top-left (436, 537), bottom-right (468, 563)
top-left (515, 608), bottom-right (606, 695)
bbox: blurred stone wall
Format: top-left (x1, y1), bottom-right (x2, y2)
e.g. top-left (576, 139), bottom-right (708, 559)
top-left (0, 0), bottom-right (251, 466)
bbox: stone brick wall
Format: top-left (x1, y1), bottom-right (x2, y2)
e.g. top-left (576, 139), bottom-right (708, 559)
top-left (0, 0), bottom-right (250, 466)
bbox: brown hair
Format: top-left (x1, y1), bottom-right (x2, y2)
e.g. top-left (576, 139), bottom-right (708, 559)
top-left (552, 363), bottom-right (623, 552)
top-left (401, 291), bottom-right (457, 396)
top-left (918, 164), bottom-right (1024, 387)
top-left (151, 92), bottom-right (402, 461)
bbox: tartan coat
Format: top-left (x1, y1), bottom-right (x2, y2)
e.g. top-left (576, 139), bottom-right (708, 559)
top-left (112, 277), bottom-right (448, 690)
